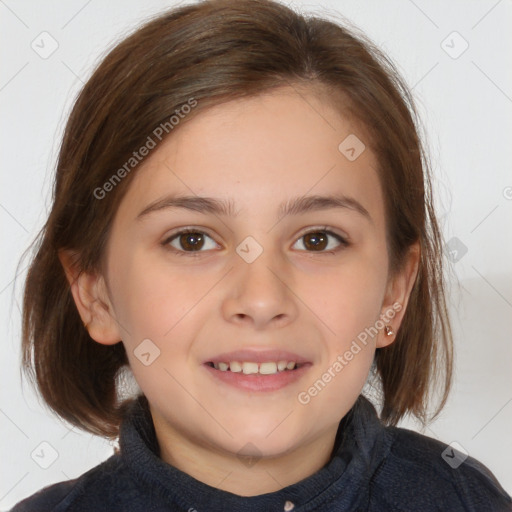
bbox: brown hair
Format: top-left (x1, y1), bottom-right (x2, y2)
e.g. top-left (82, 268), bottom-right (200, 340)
top-left (18, 0), bottom-right (452, 438)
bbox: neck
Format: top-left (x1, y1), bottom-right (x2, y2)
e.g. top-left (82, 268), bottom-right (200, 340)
top-left (150, 411), bottom-right (339, 496)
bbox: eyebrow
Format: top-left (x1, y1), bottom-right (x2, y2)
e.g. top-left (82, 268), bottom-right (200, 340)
top-left (136, 193), bottom-right (371, 222)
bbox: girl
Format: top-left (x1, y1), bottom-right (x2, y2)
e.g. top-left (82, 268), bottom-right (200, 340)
top-left (12, 0), bottom-right (511, 510)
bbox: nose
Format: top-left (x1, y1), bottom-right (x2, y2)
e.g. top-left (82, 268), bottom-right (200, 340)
top-left (221, 247), bottom-right (299, 331)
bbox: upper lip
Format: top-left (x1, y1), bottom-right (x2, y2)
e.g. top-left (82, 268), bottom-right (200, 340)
top-left (204, 348), bottom-right (311, 365)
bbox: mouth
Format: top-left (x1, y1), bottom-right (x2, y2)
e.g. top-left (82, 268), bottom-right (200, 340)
top-left (205, 360), bottom-right (306, 375)
top-left (202, 350), bottom-right (312, 392)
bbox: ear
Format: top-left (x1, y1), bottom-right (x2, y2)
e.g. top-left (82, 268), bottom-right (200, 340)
top-left (377, 242), bottom-right (420, 348)
top-left (58, 249), bottom-right (122, 345)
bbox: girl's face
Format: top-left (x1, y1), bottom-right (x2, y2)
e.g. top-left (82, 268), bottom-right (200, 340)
top-left (89, 86), bottom-right (416, 462)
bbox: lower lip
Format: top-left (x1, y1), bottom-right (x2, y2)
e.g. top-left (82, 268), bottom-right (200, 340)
top-left (203, 363), bottom-right (312, 392)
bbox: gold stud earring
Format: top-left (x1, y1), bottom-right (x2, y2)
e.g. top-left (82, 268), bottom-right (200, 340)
top-left (385, 325), bottom-right (394, 336)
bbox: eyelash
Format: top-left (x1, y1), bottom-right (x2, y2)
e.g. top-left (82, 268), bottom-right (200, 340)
top-left (161, 226), bottom-right (349, 257)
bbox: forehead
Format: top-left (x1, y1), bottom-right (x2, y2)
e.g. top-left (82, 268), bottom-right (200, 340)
top-left (114, 86), bottom-right (383, 225)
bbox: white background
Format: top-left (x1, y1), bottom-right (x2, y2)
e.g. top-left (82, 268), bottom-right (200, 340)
top-left (1, 0), bottom-right (511, 509)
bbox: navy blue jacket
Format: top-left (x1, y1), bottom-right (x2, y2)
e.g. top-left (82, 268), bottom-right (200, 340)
top-left (11, 395), bottom-right (511, 511)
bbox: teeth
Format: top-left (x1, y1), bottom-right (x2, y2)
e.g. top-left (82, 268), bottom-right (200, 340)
top-left (230, 361), bottom-right (242, 373)
top-left (211, 360), bottom-right (299, 374)
top-left (259, 362), bottom-right (277, 375)
top-left (242, 362), bottom-right (259, 374)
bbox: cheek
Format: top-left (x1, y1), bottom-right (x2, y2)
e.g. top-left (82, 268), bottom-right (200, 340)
top-left (114, 257), bottom-right (209, 399)
top-left (300, 278), bottom-right (381, 421)
top-left (303, 247), bottom-right (387, 407)
top-left (109, 250), bottom-right (209, 348)
top-left (316, 253), bottom-right (388, 340)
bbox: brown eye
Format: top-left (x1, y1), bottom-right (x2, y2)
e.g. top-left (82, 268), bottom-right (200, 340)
top-left (303, 232), bottom-right (328, 251)
top-left (164, 230), bottom-right (218, 254)
top-left (292, 229), bottom-right (348, 253)
top-left (178, 232), bottom-right (204, 251)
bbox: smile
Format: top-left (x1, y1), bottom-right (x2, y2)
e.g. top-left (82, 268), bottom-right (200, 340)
top-left (203, 359), bottom-right (312, 392)
top-left (207, 360), bottom-right (301, 375)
